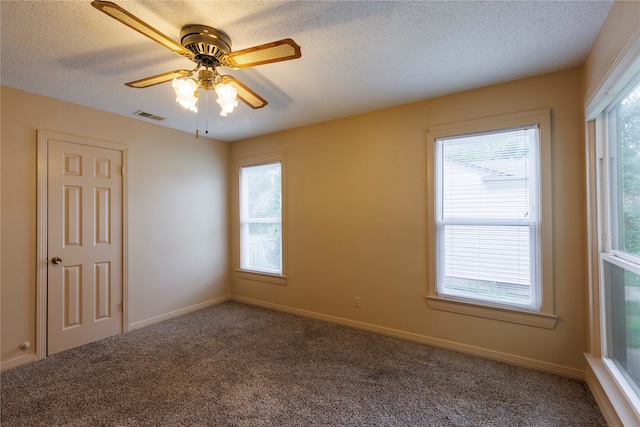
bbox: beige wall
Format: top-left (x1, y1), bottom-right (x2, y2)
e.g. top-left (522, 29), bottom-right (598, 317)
top-left (230, 67), bottom-right (588, 372)
top-left (1, 86), bottom-right (230, 365)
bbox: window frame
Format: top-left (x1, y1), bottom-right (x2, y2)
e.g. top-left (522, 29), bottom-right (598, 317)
top-left (426, 109), bottom-right (557, 329)
top-left (235, 153), bottom-right (287, 286)
top-left (586, 69), bottom-right (640, 421)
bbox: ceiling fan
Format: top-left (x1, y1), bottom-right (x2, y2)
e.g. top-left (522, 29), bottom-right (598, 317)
top-left (91, 0), bottom-right (301, 114)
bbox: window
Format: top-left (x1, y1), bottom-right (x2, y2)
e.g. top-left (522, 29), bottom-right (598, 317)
top-left (600, 76), bottom-right (640, 399)
top-left (584, 33), bottom-right (640, 422)
top-left (436, 127), bottom-right (540, 309)
top-left (606, 79), bottom-right (640, 261)
top-left (426, 110), bottom-right (556, 328)
top-left (238, 157), bottom-right (284, 279)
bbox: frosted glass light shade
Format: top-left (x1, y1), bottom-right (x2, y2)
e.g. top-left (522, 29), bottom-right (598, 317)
top-left (172, 78), bottom-right (199, 113)
top-left (215, 83), bottom-right (238, 116)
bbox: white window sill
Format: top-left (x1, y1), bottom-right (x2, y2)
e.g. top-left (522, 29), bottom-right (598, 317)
top-left (235, 269), bottom-right (287, 286)
top-left (425, 295), bottom-right (558, 329)
top-left (585, 354), bottom-right (640, 426)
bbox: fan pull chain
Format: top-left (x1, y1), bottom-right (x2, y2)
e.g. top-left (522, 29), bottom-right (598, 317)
top-left (195, 114), bottom-right (199, 138)
top-left (205, 91), bottom-right (209, 134)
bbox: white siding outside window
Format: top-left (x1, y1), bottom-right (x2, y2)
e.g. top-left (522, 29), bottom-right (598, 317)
top-left (435, 127), bottom-right (541, 310)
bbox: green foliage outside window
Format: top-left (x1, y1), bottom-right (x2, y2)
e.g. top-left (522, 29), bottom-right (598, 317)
top-left (618, 83), bottom-right (640, 262)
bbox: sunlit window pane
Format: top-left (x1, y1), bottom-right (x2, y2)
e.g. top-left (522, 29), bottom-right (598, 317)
top-left (601, 76), bottom-right (640, 402)
top-left (609, 80), bottom-right (640, 258)
top-left (240, 162), bottom-right (282, 274)
top-left (605, 261), bottom-right (640, 397)
top-left (435, 127), bottom-right (541, 310)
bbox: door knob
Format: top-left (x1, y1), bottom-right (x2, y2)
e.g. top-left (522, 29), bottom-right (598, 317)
top-left (52, 257), bottom-right (62, 265)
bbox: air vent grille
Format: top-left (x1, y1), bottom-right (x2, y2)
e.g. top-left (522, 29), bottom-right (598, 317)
top-left (133, 110), bottom-right (165, 121)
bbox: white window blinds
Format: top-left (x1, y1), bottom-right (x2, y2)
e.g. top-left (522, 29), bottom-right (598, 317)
top-left (239, 161), bottom-right (282, 274)
top-left (435, 126), bottom-right (542, 310)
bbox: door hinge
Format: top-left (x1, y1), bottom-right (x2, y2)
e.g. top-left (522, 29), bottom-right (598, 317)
top-left (119, 301), bottom-right (124, 312)
top-left (120, 166), bottom-right (125, 176)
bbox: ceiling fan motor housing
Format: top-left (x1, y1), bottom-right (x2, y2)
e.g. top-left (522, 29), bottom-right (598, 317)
top-left (181, 25), bottom-right (232, 68)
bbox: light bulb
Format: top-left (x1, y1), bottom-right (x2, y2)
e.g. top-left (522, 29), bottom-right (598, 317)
top-left (172, 78), bottom-right (199, 113)
top-left (215, 83), bottom-right (238, 116)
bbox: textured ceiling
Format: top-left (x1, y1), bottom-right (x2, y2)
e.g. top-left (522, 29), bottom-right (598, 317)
top-left (1, 1), bottom-right (612, 142)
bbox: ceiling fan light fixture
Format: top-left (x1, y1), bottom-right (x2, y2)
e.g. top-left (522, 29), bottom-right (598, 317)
top-left (172, 78), bottom-right (199, 113)
top-left (215, 82), bottom-right (238, 116)
top-left (92, 1), bottom-right (300, 121)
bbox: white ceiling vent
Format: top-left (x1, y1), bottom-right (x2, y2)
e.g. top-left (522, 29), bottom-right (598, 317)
top-left (133, 110), bottom-right (165, 121)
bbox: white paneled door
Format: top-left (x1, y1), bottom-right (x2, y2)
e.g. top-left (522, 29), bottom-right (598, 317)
top-left (47, 139), bottom-right (123, 355)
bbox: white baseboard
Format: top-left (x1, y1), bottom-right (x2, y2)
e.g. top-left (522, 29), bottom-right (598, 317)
top-left (2, 297), bottom-right (231, 371)
top-left (232, 295), bottom-right (586, 380)
top-left (3, 295), bottom-right (585, 382)
top-left (129, 295), bottom-right (231, 330)
top-left (1, 353), bottom-right (40, 372)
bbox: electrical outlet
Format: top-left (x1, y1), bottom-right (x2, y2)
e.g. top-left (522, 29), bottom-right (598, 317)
top-left (354, 296), bottom-right (361, 308)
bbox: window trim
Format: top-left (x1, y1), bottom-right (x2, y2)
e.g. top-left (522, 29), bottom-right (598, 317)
top-left (235, 152), bottom-right (287, 285)
top-left (584, 22), bottom-right (640, 425)
top-left (426, 108), bottom-right (557, 329)
top-left (434, 126), bottom-right (541, 311)
top-left (586, 68), bottom-right (640, 421)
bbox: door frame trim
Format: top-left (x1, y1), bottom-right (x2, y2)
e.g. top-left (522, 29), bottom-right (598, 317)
top-left (36, 130), bottom-right (129, 359)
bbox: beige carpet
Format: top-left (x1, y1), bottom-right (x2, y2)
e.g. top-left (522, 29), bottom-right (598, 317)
top-left (1, 301), bottom-right (606, 426)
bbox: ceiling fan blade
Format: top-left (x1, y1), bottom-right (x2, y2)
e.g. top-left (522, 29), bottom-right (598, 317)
top-left (220, 76), bottom-right (268, 109)
top-left (224, 39), bottom-right (301, 69)
top-left (91, 1), bottom-right (192, 58)
top-left (125, 70), bottom-right (192, 88)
